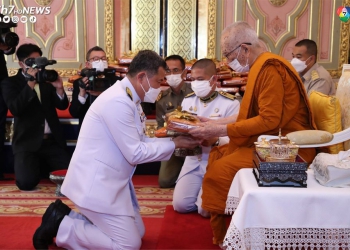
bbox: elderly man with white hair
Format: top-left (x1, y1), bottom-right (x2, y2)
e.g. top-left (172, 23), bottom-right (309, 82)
top-left (188, 21), bottom-right (317, 248)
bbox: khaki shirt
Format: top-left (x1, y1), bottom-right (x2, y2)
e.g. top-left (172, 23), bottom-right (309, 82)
top-left (155, 82), bottom-right (193, 129)
top-left (301, 63), bottom-right (335, 96)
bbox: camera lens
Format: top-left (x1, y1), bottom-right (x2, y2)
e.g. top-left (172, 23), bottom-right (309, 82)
top-left (0, 32), bottom-right (19, 47)
top-left (42, 69), bottom-right (58, 82)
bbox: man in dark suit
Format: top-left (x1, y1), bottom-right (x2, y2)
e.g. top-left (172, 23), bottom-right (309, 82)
top-left (0, 43), bottom-right (70, 190)
top-left (0, 46), bottom-right (10, 180)
top-left (69, 46), bottom-right (121, 130)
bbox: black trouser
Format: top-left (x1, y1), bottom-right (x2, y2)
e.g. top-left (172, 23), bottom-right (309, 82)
top-left (14, 138), bottom-right (71, 190)
top-left (0, 94), bottom-right (7, 177)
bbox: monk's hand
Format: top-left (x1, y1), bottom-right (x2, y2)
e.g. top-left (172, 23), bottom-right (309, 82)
top-left (201, 137), bottom-right (219, 147)
top-left (189, 123), bottom-right (227, 139)
top-left (172, 135), bottom-right (201, 149)
top-left (197, 115), bottom-right (212, 122)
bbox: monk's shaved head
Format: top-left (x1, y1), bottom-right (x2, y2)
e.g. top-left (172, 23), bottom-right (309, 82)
top-left (191, 58), bottom-right (217, 76)
top-left (221, 21), bottom-right (260, 56)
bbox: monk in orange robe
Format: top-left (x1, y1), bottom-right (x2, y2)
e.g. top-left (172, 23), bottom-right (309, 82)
top-left (189, 21), bottom-right (317, 247)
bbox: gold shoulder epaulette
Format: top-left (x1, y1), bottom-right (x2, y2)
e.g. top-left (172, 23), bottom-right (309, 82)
top-left (126, 87), bottom-right (133, 101)
top-left (311, 70), bottom-right (319, 81)
top-left (185, 92), bottom-right (195, 98)
top-left (219, 91), bottom-right (236, 100)
top-left (156, 92), bottom-right (162, 102)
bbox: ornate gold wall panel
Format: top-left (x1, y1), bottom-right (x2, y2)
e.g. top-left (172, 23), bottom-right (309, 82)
top-left (102, 0), bottom-right (114, 62)
top-left (5, 0), bottom-right (84, 70)
top-left (131, 0), bottom-right (161, 52)
top-left (167, 0), bottom-right (197, 59)
top-left (246, 0), bottom-right (309, 53)
top-left (335, 0), bottom-right (350, 77)
top-left (207, 0), bottom-right (217, 58)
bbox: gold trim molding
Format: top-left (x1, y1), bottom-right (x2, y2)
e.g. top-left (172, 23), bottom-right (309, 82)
top-left (268, 0), bottom-right (288, 7)
top-left (57, 69), bottom-right (80, 77)
top-left (35, 0), bottom-right (52, 6)
top-left (207, 0), bottom-right (217, 58)
top-left (331, 0), bottom-right (350, 78)
top-left (104, 0), bottom-right (114, 62)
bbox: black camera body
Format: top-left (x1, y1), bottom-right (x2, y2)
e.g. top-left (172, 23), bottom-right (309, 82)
top-left (78, 68), bottom-right (118, 92)
top-left (24, 57), bottom-right (59, 83)
top-left (0, 14), bottom-right (19, 53)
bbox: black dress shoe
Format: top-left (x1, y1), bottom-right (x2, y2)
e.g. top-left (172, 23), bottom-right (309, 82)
top-left (32, 200), bottom-right (70, 250)
top-left (54, 199), bottom-right (71, 216)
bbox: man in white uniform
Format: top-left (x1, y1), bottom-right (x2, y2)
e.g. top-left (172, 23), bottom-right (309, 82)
top-left (32, 50), bottom-right (200, 250)
top-left (172, 59), bottom-right (240, 217)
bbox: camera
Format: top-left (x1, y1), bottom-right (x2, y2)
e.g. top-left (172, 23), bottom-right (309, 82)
top-left (0, 14), bottom-right (19, 54)
top-left (78, 67), bottom-right (120, 104)
top-left (24, 57), bottom-right (59, 83)
top-left (78, 68), bottom-right (118, 91)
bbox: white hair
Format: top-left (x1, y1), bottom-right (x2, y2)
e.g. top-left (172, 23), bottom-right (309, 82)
top-left (221, 21), bottom-right (260, 54)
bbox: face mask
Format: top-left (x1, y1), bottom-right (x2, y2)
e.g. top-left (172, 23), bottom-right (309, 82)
top-left (20, 61), bottom-right (30, 71)
top-left (92, 60), bottom-right (108, 72)
top-left (290, 57), bottom-right (311, 73)
top-left (140, 75), bottom-right (161, 103)
top-left (191, 77), bottom-right (213, 98)
top-left (228, 47), bottom-right (250, 73)
top-left (166, 73), bottom-right (183, 88)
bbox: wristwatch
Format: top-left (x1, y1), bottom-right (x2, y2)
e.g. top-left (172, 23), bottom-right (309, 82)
top-left (213, 138), bottom-right (220, 147)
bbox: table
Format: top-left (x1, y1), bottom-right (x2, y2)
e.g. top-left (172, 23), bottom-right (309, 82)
top-left (223, 168), bottom-right (350, 249)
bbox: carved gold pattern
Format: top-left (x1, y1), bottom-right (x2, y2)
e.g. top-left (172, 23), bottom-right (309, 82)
top-left (167, 0), bottom-right (197, 58)
top-left (57, 69), bottom-right (80, 77)
top-left (268, 0), bottom-right (288, 7)
top-left (331, 0), bottom-right (350, 78)
top-left (132, 0), bottom-right (160, 52)
top-left (35, 0), bottom-right (52, 6)
top-left (270, 16), bottom-right (285, 36)
top-left (207, 0), bottom-right (216, 58)
top-left (105, 0), bottom-right (114, 62)
top-left (38, 16), bottom-right (54, 36)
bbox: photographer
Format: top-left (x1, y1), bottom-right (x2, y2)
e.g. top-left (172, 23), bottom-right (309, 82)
top-left (69, 46), bottom-right (120, 129)
top-left (0, 16), bottom-right (18, 180)
top-left (0, 43), bottom-right (71, 191)
top-left (0, 45), bottom-right (10, 180)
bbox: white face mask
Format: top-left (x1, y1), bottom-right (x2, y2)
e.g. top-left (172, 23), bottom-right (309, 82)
top-left (140, 75), bottom-right (161, 103)
top-left (290, 57), bottom-right (311, 73)
top-left (166, 73), bottom-right (183, 88)
top-left (191, 76), bottom-right (213, 98)
top-left (92, 60), bottom-right (108, 72)
top-left (227, 47), bottom-right (250, 73)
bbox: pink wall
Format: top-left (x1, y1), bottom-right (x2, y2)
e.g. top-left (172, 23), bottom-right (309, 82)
top-left (222, 0), bottom-right (338, 63)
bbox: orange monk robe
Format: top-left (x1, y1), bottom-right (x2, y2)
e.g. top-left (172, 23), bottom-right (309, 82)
top-left (202, 52), bottom-right (317, 245)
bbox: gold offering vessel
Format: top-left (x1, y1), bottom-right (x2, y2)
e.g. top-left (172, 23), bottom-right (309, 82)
top-left (255, 129), bottom-right (299, 162)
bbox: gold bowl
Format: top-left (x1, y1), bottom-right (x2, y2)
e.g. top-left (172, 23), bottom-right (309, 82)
top-left (254, 138), bottom-right (271, 160)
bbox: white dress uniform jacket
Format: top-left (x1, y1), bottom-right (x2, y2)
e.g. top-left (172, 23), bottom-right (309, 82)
top-left (178, 92), bottom-right (240, 180)
top-left (61, 77), bottom-right (175, 216)
top-left (172, 91), bottom-right (240, 215)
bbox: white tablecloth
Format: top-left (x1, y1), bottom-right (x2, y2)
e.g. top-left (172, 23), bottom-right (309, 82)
top-left (223, 168), bottom-right (350, 249)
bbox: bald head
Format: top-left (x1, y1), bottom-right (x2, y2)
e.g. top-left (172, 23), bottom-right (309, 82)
top-left (221, 21), bottom-right (260, 56)
top-left (191, 58), bottom-right (217, 76)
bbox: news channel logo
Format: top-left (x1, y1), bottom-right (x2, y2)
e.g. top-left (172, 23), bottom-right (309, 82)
top-left (0, 5), bottom-right (51, 23)
top-left (337, 6), bottom-right (350, 22)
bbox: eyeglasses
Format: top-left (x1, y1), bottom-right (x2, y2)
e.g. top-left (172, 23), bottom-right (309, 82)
top-left (88, 56), bottom-right (108, 62)
top-left (165, 68), bottom-right (182, 75)
top-left (223, 43), bottom-right (252, 61)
